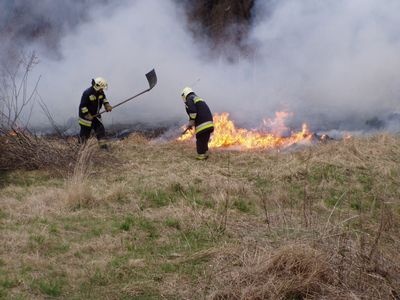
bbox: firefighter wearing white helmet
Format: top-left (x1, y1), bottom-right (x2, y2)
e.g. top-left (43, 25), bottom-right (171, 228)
top-left (181, 86), bottom-right (214, 160)
top-left (181, 87), bottom-right (193, 101)
top-left (78, 77), bottom-right (113, 146)
top-left (93, 77), bottom-right (108, 91)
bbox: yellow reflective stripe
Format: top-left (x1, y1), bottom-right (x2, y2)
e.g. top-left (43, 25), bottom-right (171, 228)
top-left (81, 107), bottom-right (89, 113)
top-left (194, 97), bottom-right (203, 103)
top-left (189, 113), bottom-right (197, 119)
top-left (103, 98), bottom-right (109, 103)
top-left (195, 121), bottom-right (214, 133)
top-left (79, 118), bottom-right (92, 127)
top-left (99, 95), bottom-right (104, 99)
top-left (89, 95), bottom-right (96, 101)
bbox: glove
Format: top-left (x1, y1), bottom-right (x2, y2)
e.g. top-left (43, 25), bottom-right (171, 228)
top-left (104, 103), bottom-right (112, 112)
top-left (85, 113), bottom-right (94, 121)
top-left (187, 119), bottom-right (195, 129)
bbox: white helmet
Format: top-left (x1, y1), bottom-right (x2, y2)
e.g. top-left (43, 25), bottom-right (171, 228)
top-left (92, 77), bottom-right (108, 90)
top-left (181, 87), bottom-right (193, 101)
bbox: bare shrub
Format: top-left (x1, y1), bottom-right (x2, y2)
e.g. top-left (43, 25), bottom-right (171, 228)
top-left (0, 51), bottom-right (82, 174)
top-left (0, 129), bottom-right (79, 174)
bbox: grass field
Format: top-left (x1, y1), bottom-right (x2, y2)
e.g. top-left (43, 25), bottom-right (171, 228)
top-left (1, 134), bottom-right (399, 299)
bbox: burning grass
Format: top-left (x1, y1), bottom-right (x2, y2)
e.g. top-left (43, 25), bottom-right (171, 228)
top-left (0, 133), bottom-right (399, 299)
top-left (179, 112), bottom-right (315, 150)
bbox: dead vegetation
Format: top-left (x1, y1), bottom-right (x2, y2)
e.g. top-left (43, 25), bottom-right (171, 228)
top-left (0, 133), bottom-right (399, 299)
top-left (0, 129), bottom-right (79, 174)
top-left (209, 243), bottom-right (334, 299)
top-left (204, 134), bottom-right (400, 299)
top-left (0, 51), bottom-right (83, 175)
top-left (64, 139), bottom-right (98, 210)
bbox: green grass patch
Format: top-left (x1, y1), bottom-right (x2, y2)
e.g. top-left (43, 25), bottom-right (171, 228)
top-left (27, 233), bottom-right (70, 256)
top-left (141, 190), bottom-right (175, 208)
top-left (160, 262), bottom-right (179, 273)
top-left (60, 215), bottom-right (112, 241)
top-left (32, 277), bottom-right (65, 297)
top-left (357, 173), bottom-right (374, 192)
top-left (164, 218), bottom-right (181, 230)
top-left (179, 227), bottom-right (217, 252)
top-left (309, 164), bottom-right (348, 184)
top-left (116, 215), bottom-right (159, 239)
top-left (324, 190), bottom-right (345, 208)
top-left (0, 276), bottom-right (19, 289)
top-left (233, 198), bottom-right (254, 213)
top-left (119, 215), bottom-right (135, 231)
top-left (253, 176), bottom-right (273, 190)
top-left (137, 217), bottom-right (158, 239)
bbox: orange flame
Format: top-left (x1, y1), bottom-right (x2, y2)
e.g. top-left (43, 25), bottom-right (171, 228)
top-left (179, 112), bottom-right (313, 150)
top-left (8, 130), bottom-right (18, 137)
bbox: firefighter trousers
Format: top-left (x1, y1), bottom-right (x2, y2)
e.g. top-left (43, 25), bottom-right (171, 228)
top-left (196, 128), bottom-right (214, 155)
top-left (79, 117), bottom-right (105, 143)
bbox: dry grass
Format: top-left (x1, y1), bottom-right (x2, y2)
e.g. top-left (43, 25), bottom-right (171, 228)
top-left (64, 139), bottom-right (98, 210)
top-left (0, 133), bottom-right (399, 299)
top-left (0, 130), bottom-right (79, 174)
top-left (209, 243), bottom-right (334, 299)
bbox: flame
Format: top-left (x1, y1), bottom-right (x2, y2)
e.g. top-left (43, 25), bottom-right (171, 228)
top-left (179, 112), bottom-right (313, 150)
top-left (7, 130), bottom-right (18, 137)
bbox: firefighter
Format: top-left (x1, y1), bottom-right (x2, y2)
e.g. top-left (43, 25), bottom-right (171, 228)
top-left (78, 77), bottom-right (112, 146)
top-left (181, 87), bottom-right (214, 160)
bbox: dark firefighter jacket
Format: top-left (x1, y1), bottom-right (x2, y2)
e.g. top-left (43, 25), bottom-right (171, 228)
top-left (185, 93), bottom-right (214, 134)
top-left (78, 86), bottom-right (109, 127)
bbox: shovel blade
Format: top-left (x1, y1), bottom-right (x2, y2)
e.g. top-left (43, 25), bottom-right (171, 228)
top-left (146, 69), bottom-right (157, 90)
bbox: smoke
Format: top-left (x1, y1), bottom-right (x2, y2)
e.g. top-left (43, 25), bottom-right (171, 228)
top-left (0, 0), bottom-right (114, 61)
top-left (248, 0), bottom-right (400, 131)
top-left (26, 0), bottom-right (201, 128)
top-left (3, 0), bottom-right (400, 133)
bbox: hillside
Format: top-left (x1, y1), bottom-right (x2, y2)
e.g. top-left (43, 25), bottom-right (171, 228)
top-left (1, 134), bottom-right (399, 299)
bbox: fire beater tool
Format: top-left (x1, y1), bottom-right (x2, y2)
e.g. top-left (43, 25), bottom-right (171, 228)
top-left (181, 127), bottom-right (193, 136)
top-left (96, 68), bottom-right (157, 116)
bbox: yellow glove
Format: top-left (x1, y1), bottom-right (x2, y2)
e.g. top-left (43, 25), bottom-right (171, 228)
top-left (104, 103), bottom-right (112, 112)
top-left (85, 113), bottom-right (94, 121)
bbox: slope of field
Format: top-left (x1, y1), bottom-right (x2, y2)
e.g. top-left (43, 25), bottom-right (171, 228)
top-left (0, 134), bottom-right (399, 299)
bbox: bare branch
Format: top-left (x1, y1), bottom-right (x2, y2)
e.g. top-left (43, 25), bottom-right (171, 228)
top-left (0, 51), bottom-right (39, 129)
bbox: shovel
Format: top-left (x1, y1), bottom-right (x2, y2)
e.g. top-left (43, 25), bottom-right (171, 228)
top-left (96, 68), bottom-right (157, 116)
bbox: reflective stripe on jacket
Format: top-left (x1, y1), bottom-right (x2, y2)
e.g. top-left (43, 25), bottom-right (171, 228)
top-left (195, 121), bottom-right (214, 134)
top-left (185, 93), bottom-right (214, 134)
top-left (78, 86), bottom-right (109, 125)
top-left (79, 118), bottom-right (92, 127)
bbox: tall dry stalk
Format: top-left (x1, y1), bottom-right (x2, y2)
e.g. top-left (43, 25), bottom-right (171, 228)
top-left (218, 152), bottom-right (231, 233)
top-left (64, 139), bottom-right (98, 209)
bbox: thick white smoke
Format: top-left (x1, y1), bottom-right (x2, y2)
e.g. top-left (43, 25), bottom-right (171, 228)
top-left (248, 0), bottom-right (400, 131)
top-left (19, 0), bottom-right (400, 132)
